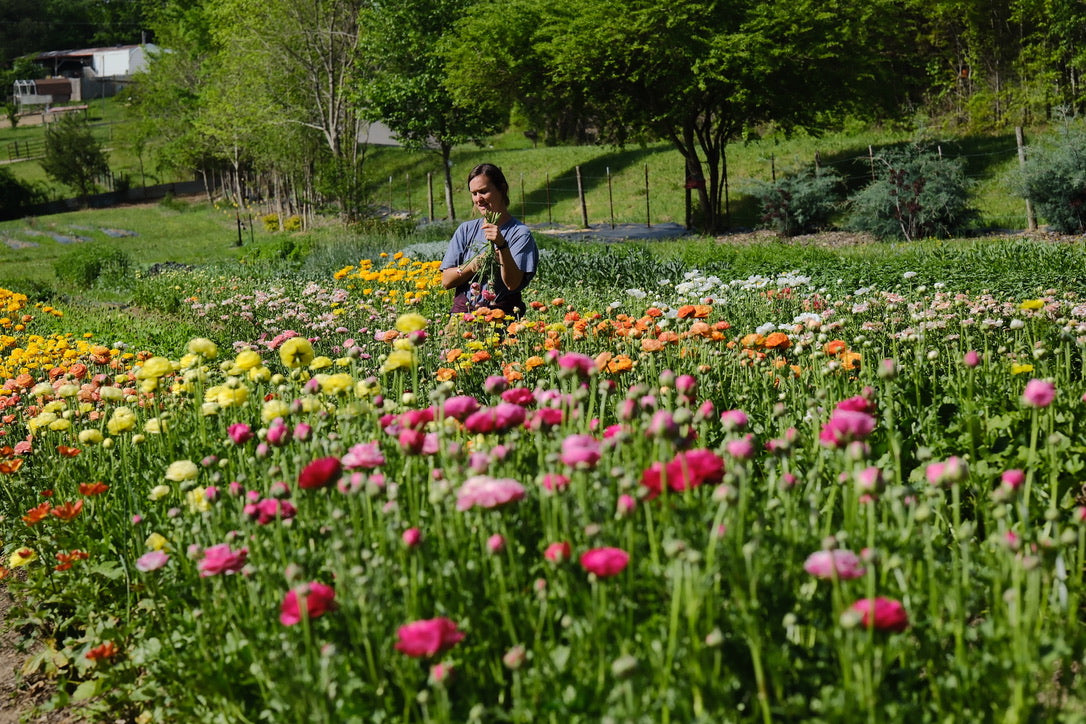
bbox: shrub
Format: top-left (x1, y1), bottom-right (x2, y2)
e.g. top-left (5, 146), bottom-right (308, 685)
top-left (750, 167), bottom-right (841, 237)
top-left (262, 213), bottom-right (281, 232)
top-left (845, 145), bottom-right (977, 241)
top-left (0, 167), bottom-right (46, 221)
top-left (284, 214), bottom-right (303, 232)
top-left (39, 114), bottom-right (110, 200)
top-left (1016, 123), bottom-right (1086, 234)
top-left (53, 245), bottom-right (132, 289)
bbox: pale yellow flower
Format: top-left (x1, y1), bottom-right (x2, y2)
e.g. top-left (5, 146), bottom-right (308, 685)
top-left (317, 373), bottom-right (354, 396)
top-left (380, 349), bottom-right (416, 374)
top-left (47, 418), bottom-right (71, 432)
top-left (262, 399), bottom-right (291, 424)
top-left (164, 460), bottom-right (199, 482)
top-left (216, 386), bottom-right (249, 407)
top-left (187, 337), bottom-right (219, 359)
top-left (186, 487), bottom-right (211, 513)
top-left (279, 337), bottom-right (314, 369)
top-left (99, 386), bottom-right (125, 403)
top-left (148, 485), bottom-right (171, 502)
top-left (136, 357), bottom-right (174, 379)
top-left (144, 418), bottom-right (166, 434)
top-left (235, 349), bottom-right (262, 371)
top-left (145, 532), bottom-right (168, 550)
top-left (78, 429), bottom-right (104, 445)
top-left (106, 407), bottom-right (137, 435)
top-left (248, 366), bottom-right (271, 383)
top-left (309, 356), bottom-right (334, 371)
top-left (395, 313), bottom-right (428, 333)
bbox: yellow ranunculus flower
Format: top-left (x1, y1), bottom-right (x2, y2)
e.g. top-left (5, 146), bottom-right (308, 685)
top-left (235, 349), bottom-right (262, 371)
top-left (179, 353), bottom-right (201, 369)
top-left (164, 460), bottom-right (199, 482)
top-left (380, 349), bottom-right (416, 374)
top-left (28, 412), bottom-right (57, 433)
top-left (248, 366), bottom-right (271, 383)
top-left (78, 429), bottom-right (104, 445)
top-left (1019, 299), bottom-right (1044, 311)
top-left (317, 373), bottom-right (354, 396)
top-left (137, 356), bottom-right (174, 379)
top-left (309, 355), bottom-right (334, 371)
top-left (144, 418), bottom-right (166, 434)
top-left (392, 338), bottom-right (415, 351)
top-left (262, 399), bottom-right (291, 424)
top-left (47, 418), bottom-right (71, 432)
top-left (148, 485), bottom-right (171, 501)
top-left (201, 402), bottom-right (220, 416)
top-left (395, 312), bottom-right (428, 333)
top-left (9, 548), bottom-right (37, 568)
top-left (55, 383), bottom-right (79, 398)
top-left (31, 382), bottom-right (54, 397)
top-left (217, 386), bottom-right (249, 407)
top-left (140, 378), bottom-right (159, 394)
top-left (186, 487), bottom-right (211, 513)
top-left (187, 337), bottom-right (219, 359)
top-left (279, 337), bottom-right (314, 369)
top-left (145, 532), bottom-right (168, 550)
top-left (99, 386), bottom-right (124, 403)
top-left (1011, 363), bottom-right (1035, 375)
top-left (106, 406), bottom-right (137, 435)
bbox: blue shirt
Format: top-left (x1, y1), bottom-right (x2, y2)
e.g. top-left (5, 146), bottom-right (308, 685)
top-left (441, 217), bottom-right (538, 315)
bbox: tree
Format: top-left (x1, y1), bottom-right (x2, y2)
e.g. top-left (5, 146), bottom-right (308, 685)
top-left (0, 167), bottom-right (46, 220)
top-left (40, 114), bottom-right (109, 200)
top-left (355, 0), bottom-right (501, 221)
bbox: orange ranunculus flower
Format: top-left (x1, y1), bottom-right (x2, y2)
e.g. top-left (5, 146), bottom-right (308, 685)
top-left (841, 351), bottom-right (862, 371)
top-left (14, 373), bottom-right (34, 389)
top-left (435, 368), bottom-right (457, 382)
top-left (524, 356), bottom-right (546, 371)
top-left (544, 337), bottom-right (562, 351)
top-left (644, 307), bottom-right (663, 318)
top-left (470, 350), bottom-right (491, 364)
top-left (51, 499), bottom-right (84, 521)
top-left (79, 481), bottom-right (109, 496)
top-left (658, 331), bottom-right (680, 344)
top-left (445, 348), bottom-right (463, 363)
top-left (607, 355), bottom-right (634, 373)
top-left (551, 298), bottom-right (566, 307)
top-left (22, 501), bottom-right (51, 525)
top-left (564, 311), bottom-right (581, 323)
top-left (676, 305), bottom-right (697, 319)
top-left (688, 322), bottom-right (712, 338)
top-left (824, 340), bottom-right (848, 355)
top-left (764, 332), bottom-right (791, 350)
top-left (594, 351), bottom-right (613, 372)
top-left (0, 458), bottom-right (24, 474)
top-left (740, 333), bottom-right (765, 348)
top-left (641, 338), bottom-right (664, 353)
top-left (530, 301), bottom-right (546, 310)
top-left (0, 446), bottom-right (13, 458)
top-left (678, 304), bottom-right (712, 319)
top-left (57, 445), bottom-right (81, 457)
top-left (85, 641), bottom-right (119, 661)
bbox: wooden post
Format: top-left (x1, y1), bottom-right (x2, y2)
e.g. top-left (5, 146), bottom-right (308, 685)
top-left (576, 165), bottom-right (588, 228)
top-left (546, 173), bottom-right (552, 226)
top-left (520, 173), bottom-right (526, 220)
top-left (868, 145), bottom-right (876, 180)
top-left (1016, 127), bottom-right (1037, 230)
top-left (771, 154), bottom-right (776, 182)
top-left (427, 172), bottom-right (434, 222)
top-left (406, 173), bottom-right (412, 216)
top-left (387, 175), bottom-right (393, 214)
top-left (644, 164), bottom-right (651, 229)
top-left (606, 166), bottom-right (615, 229)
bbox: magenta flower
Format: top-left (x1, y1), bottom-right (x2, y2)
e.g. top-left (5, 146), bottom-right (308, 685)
top-left (804, 549), bottom-right (866, 580)
top-left (298, 456), bottom-right (342, 490)
top-left (849, 597), bottom-right (909, 632)
top-left (1022, 378), bottom-right (1056, 408)
top-left (501, 388), bottom-right (536, 406)
top-left (486, 534), bottom-right (506, 554)
top-left (544, 541), bottom-right (572, 563)
top-left (1000, 468), bottom-right (1025, 491)
top-left (925, 456), bottom-right (968, 487)
top-left (675, 374), bottom-right (697, 395)
top-left (640, 448), bottom-right (725, 499)
top-left (725, 434), bottom-right (756, 461)
top-left (819, 409), bottom-right (876, 448)
top-left (539, 473), bottom-right (570, 493)
top-left (197, 543), bottom-right (248, 577)
top-left (398, 428), bottom-right (426, 454)
top-left (266, 418), bottom-right (291, 446)
top-left (341, 441), bottom-right (385, 469)
top-left (394, 617), bottom-right (464, 658)
top-left (529, 407), bottom-right (564, 431)
top-left (963, 350), bottom-right (981, 367)
top-left (442, 395), bottom-right (480, 421)
top-left (484, 375), bottom-right (509, 395)
top-left (402, 527), bottom-right (422, 548)
top-left (720, 409), bottom-right (749, 431)
top-left (617, 494), bottom-right (637, 516)
top-left (556, 352), bottom-right (595, 378)
top-left (135, 551), bottom-right (169, 572)
top-left (463, 403), bottom-right (527, 434)
top-left (455, 475), bottom-right (526, 511)
top-left (227, 423), bottom-right (253, 445)
top-left (244, 497), bottom-right (297, 525)
top-left (579, 547), bottom-right (630, 578)
top-left (280, 581), bottom-right (336, 626)
top-left (399, 407), bottom-right (435, 430)
top-left (560, 433), bottom-right (601, 468)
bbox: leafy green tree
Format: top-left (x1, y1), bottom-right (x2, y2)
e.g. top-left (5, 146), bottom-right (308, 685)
top-left (0, 166), bottom-right (46, 220)
top-left (355, 0), bottom-right (500, 221)
top-left (40, 113), bottom-right (110, 200)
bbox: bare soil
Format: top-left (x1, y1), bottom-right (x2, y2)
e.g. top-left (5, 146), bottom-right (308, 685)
top-left (0, 588), bottom-right (76, 724)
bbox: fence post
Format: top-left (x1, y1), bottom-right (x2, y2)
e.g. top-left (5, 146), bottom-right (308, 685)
top-left (644, 164), bottom-right (651, 229)
top-left (770, 154), bottom-right (776, 182)
top-left (546, 173), bottom-right (552, 226)
top-left (576, 165), bottom-right (588, 228)
top-left (868, 145), bottom-right (876, 180)
top-left (520, 173), bottom-right (526, 220)
top-left (406, 173), bottom-right (412, 216)
top-left (387, 175), bottom-right (393, 215)
top-left (606, 166), bottom-right (615, 229)
top-left (427, 172), bottom-right (435, 222)
top-left (1016, 126), bottom-right (1037, 231)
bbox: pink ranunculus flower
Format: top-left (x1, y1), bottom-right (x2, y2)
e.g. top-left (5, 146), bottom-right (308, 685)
top-left (279, 581), bottom-right (336, 626)
top-left (804, 549), bottom-right (867, 580)
top-left (1022, 378), bottom-right (1056, 408)
top-left (720, 409), bottom-right (749, 431)
top-left (455, 475), bottom-right (526, 511)
top-left (463, 403), bottom-right (527, 434)
top-left (197, 543), bottom-right (248, 577)
top-left (963, 349), bottom-right (981, 367)
top-left (579, 547), bottom-right (630, 578)
top-left (501, 387), bottom-right (536, 407)
top-left (402, 527), bottom-right (422, 548)
top-left (484, 375), bottom-right (509, 395)
top-left (442, 395), bottom-right (480, 421)
top-left (1000, 468), bottom-right (1025, 492)
top-left (529, 407), bottom-right (564, 431)
top-left (135, 550), bottom-right (169, 572)
top-left (298, 456), bottom-right (342, 490)
top-left (539, 473), bottom-right (570, 493)
top-left (399, 407), bottom-right (435, 430)
top-left (486, 534), bottom-right (506, 554)
top-left (227, 423), bottom-right (254, 445)
top-left (925, 456), bottom-right (968, 487)
top-left (341, 441), bottom-right (385, 469)
top-left (544, 541), bottom-right (572, 563)
top-left (394, 617), bottom-right (464, 658)
top-left (556, 352), bottom-right (595, 378)
top-left (849, 596), bottom-right (909, 632)
top-left (560, 433), bottom-right (601, 468)
top-left (244, 497), bottom-right (297, 525)
top-left (266, 418), bottom-right (291, 446)
top-left (725, 434), bottom-right (756, 461)
top-left (398, 428), bottom-right (426, 455)
top-left (819, 409), bottom-right (877, 448)
top-left (617, 494), bottom-right (637, 516)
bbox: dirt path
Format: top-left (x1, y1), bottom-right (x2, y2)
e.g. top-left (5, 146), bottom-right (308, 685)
top-left (0, 589), bottom-right (74, 724)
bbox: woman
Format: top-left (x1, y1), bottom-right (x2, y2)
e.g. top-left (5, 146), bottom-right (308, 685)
top-left (441, 164), bottom-right (538, 317)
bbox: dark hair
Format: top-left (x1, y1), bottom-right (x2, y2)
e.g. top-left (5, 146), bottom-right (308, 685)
top-left (467, 163), bottom-right (511, 206)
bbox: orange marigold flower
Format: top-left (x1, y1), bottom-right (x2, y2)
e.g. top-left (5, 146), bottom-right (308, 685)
top-left (22, 502), bottom-right (51, 525)
top-left (50, 499), bottom-right (84, 521)
top-left (435, 368), bottom-right (457, 382)
top-left (824, 340), bottom-right (848, 355)
top-left (86, 641), bottom-right (119, 661)
top-left (764, 332), bottom-right (791, 350)
top-left (79, 481), bottom-right (110, 496)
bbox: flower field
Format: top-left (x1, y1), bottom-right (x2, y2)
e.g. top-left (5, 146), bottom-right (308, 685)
top-left (1, 240), bottom-right (1086, 722)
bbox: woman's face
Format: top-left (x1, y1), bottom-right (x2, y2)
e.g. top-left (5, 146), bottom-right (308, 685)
top-left (469, 174), bottom-right (507, 216)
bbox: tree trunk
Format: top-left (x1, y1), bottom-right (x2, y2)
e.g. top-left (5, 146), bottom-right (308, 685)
top-left (441, 143), bottom-right (456, 221)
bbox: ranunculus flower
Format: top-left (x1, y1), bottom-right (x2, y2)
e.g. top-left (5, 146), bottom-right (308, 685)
top-left (402, 527), bottom-right (422, 548)
top-left (720, 409), bottom-right (749, 431)
top-left (456, 475), bottom-right (526, 511)
top-left (556, 352), bottom-right (595, 378)
top-left (341, 441), bottom-right (385, 469)
top-left (849, 597), bottom-right (909, 632)
top-left (244, 497), bottom-right (297, 525)
top-left (298, 456), bottom-right (342, 490)
top-left (164, 459), bottom-right (199, 482)
top-left (539, 473), bottom-right (570, 493)
top-left (394, 617), bottom-right (464, 658)
top-left (501, 388), bottom-right (536, 406)
top-left (819, 409), bottom-right (876, 448)
top-left (228, 423), bottom-right (253, 445)
top-left (725, 434), bottom-right (756, 460)
top-left (641, 449), bottom-right (725, 498)
top-left (464, 403), bottom-right (527, 434)
top-left (197, 543), bottom-right (248, 577)
top-left (280, 581), bottom-right (336, 626)
top-left (442, 395), bottom-right (480, 421)
top-left (1022, 378), bottom-right (1056, 408)
top-left (925, 456), bottom-right (968, 487)
top-left (579, 547), bottom-right (630, 578)
top-left (279, 337), bottom-right (315, 369)
top-left (1000, 468), bottom-right (1025, 491)
top-left (544, 541), bottom-right (572, 563)
top-left (135, 551), bottom-right (170, 572)
top-left (560, 434), bottom-right (601, 468)
top-left (804, 549), bottom-right (866, 580)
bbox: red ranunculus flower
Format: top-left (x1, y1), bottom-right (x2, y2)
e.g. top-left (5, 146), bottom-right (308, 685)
top-left (298, 456), bottom-right (342, 490)
top-left (849, 597), bottom-right (908, 632)
top-left (394, 617), bottom-right (464, 658)
top-left (280, 581), bottom-right (336, 626)
top-left (579, 547), bottom-right (630, 578)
